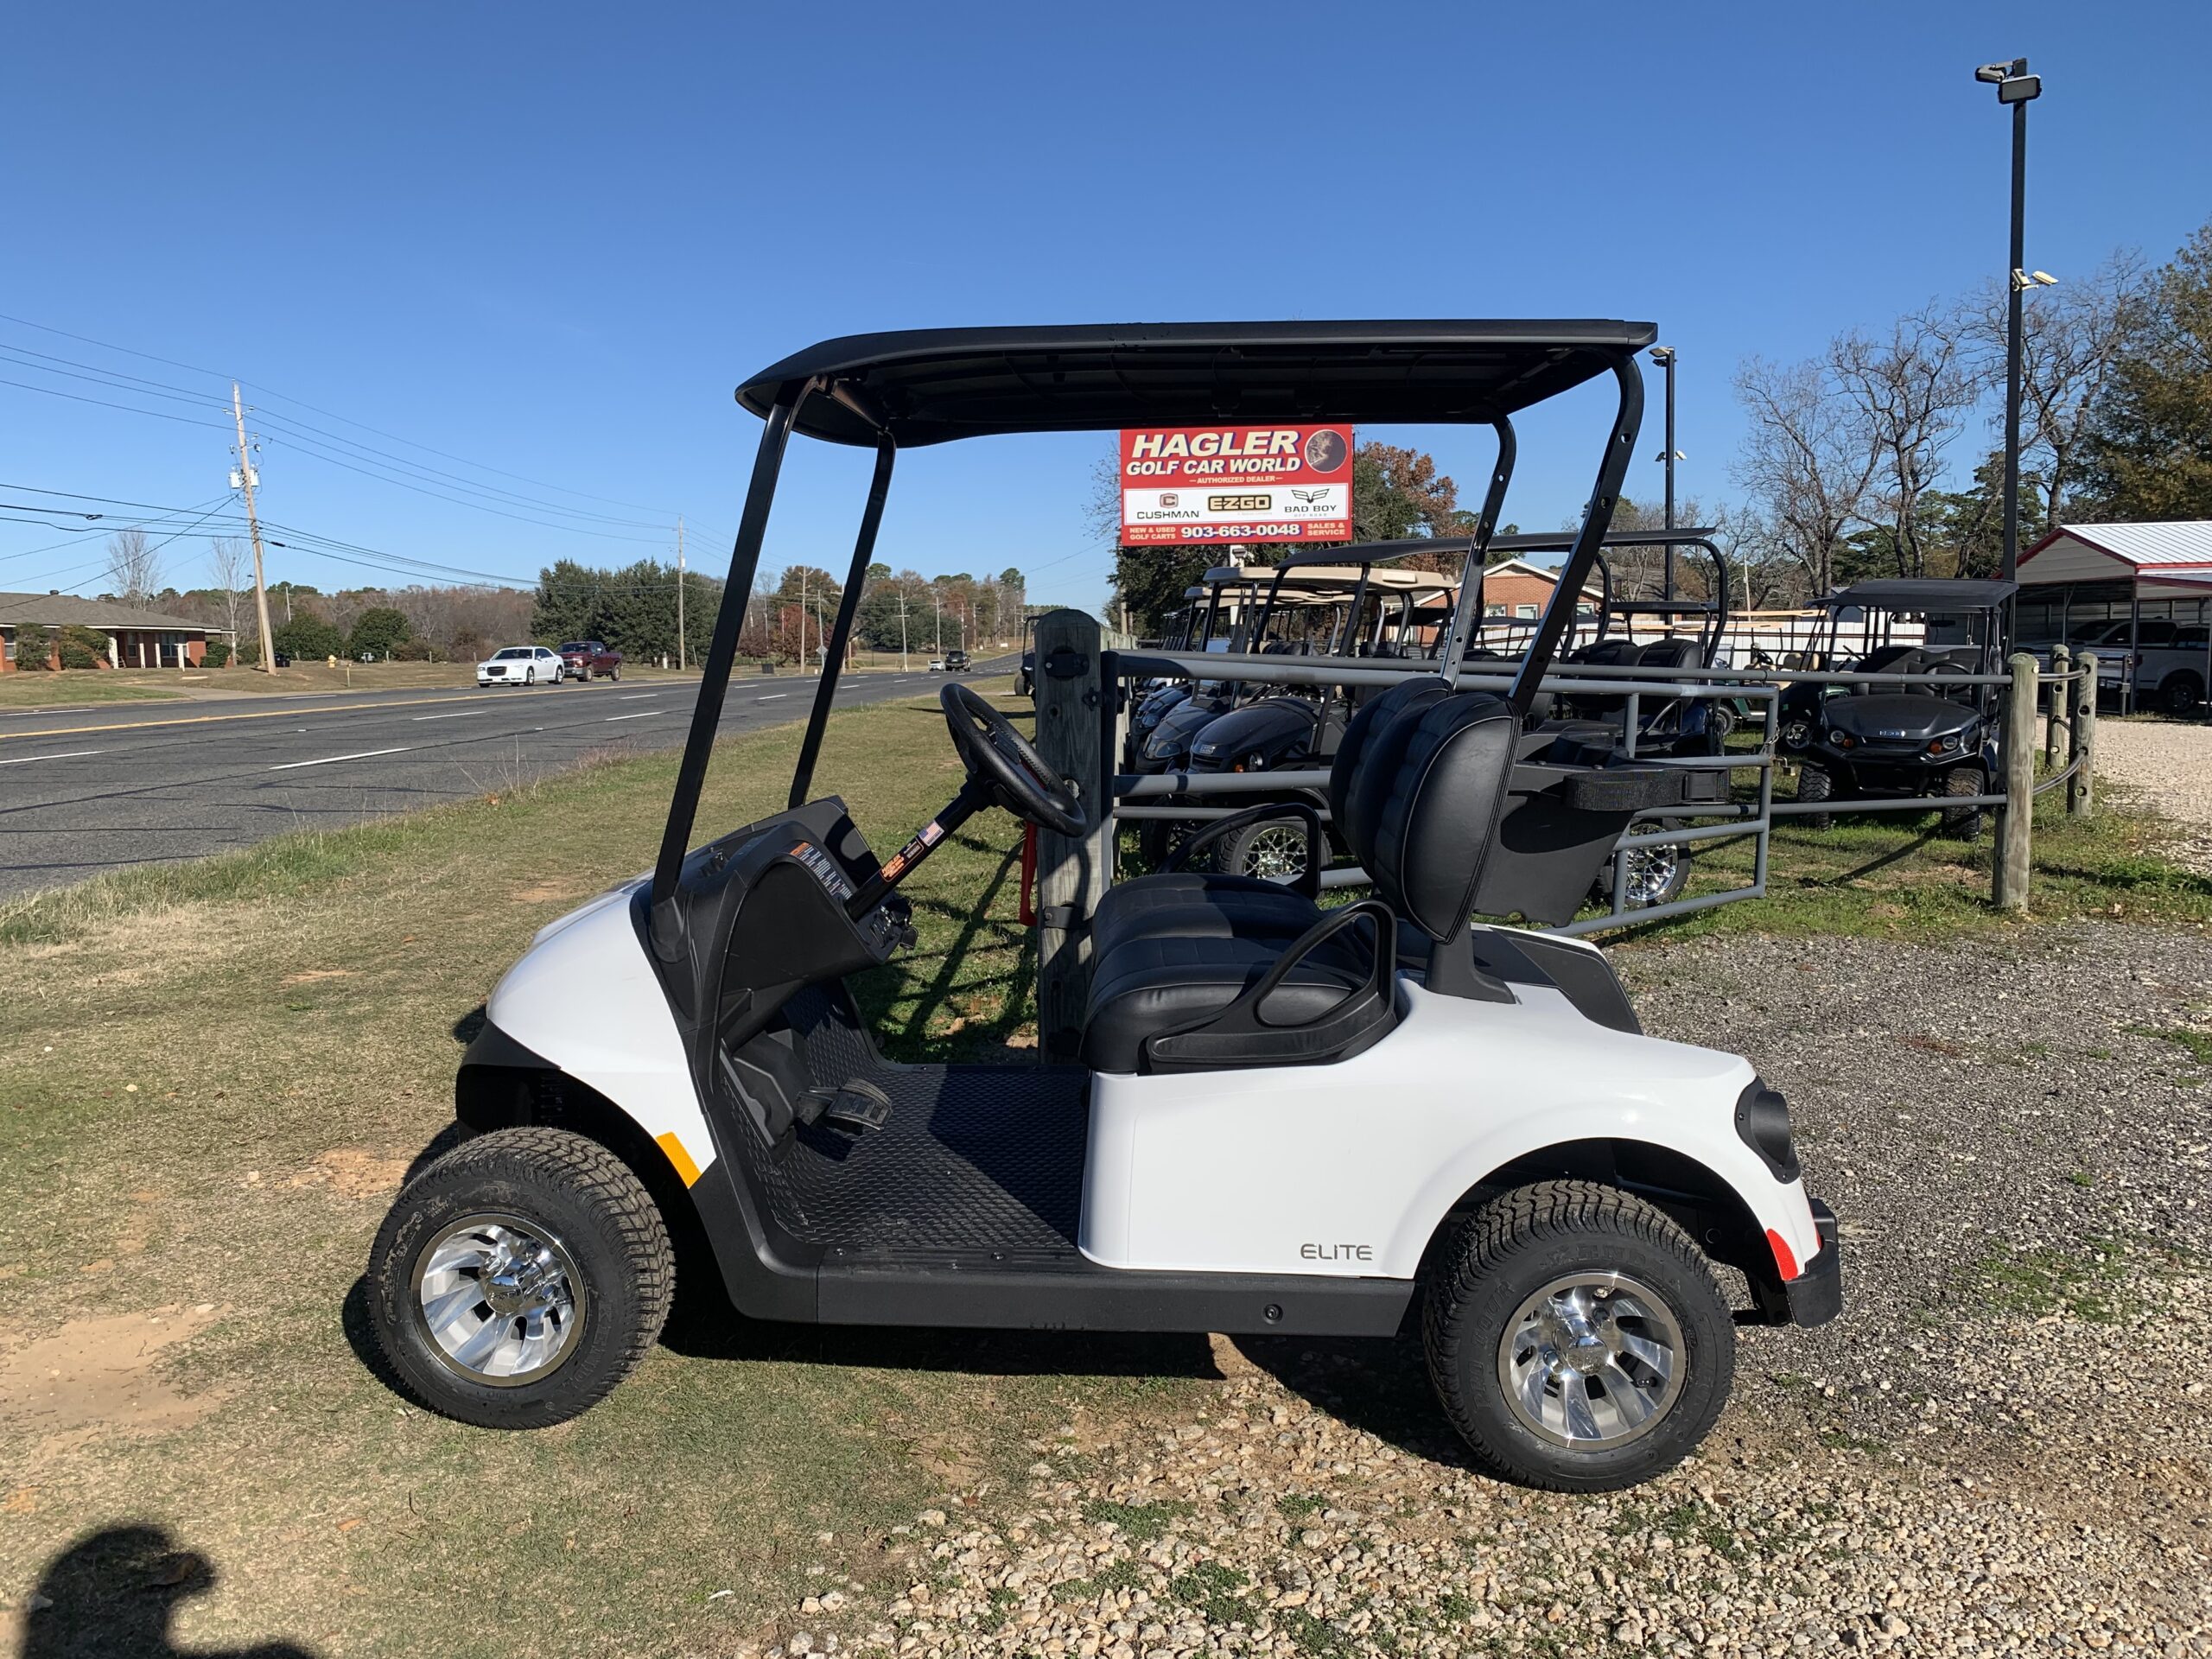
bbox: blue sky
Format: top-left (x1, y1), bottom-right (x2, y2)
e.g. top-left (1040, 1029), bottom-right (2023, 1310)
top-left (3, 3), bottom-right (2207, 612)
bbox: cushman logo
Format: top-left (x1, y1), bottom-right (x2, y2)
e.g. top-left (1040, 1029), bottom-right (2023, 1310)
top-left (1300, 1242), bottom-right (1373, 1262)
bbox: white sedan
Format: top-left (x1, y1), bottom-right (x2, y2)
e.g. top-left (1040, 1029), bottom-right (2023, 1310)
top-left (477, 645), bottom-right (565, 687)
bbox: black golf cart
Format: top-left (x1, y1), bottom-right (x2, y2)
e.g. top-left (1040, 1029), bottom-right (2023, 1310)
top-left (1780, 578), bottom-right (2015, 835)
top-left (365, 321), bottom-right (1840, 1492)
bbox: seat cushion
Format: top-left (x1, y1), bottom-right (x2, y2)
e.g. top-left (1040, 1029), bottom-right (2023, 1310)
top-left (1080, 931), bottom-right (1374, 1074)
top-left (1088, 876), bottom-right (1318, 960)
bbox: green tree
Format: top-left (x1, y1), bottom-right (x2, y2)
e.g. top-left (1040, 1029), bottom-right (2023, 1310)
top-left (2082, 218), bottom-right (2212, 519)
top-left (347, 607), bottom-right (412, 659)
top-left (275, 614), bottom-right (345, 661)
top-left (56, 625), bottom-right (108, 669)
top-left (13, 621), bottom-right (53, 670)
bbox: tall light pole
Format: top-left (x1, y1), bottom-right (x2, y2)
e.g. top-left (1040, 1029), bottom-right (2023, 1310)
top-left (1648, 346), bottom-right (1684, 598)
top-left (1976, 56), bottom-right (2044, 582)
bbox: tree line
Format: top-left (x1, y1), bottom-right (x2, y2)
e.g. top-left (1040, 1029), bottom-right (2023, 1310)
top-left (1732, 215), bottom-right (2212, 602)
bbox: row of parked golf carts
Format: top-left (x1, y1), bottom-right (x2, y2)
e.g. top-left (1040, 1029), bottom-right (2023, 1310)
top-left (1099, 539), bottom-right (2017, 912)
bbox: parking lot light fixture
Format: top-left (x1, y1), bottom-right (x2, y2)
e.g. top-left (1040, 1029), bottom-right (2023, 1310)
top-left (1976, 54), bottom-right (2043, 583)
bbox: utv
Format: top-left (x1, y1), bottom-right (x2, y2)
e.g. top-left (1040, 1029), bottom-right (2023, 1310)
top-left (1781, 578), bottom-right (2015, 835)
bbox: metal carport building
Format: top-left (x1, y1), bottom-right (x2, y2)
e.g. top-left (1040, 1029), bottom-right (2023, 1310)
top-left (2016, 522), bottom-right (2212, 714)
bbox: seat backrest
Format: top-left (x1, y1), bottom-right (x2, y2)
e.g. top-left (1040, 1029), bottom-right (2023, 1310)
top-left (1635, 638), bottom-right (1700, 673)
top-left (1329, 677), bottom-right (1449, 861)
top-left (1363, 693), bottom-right (1520, 944)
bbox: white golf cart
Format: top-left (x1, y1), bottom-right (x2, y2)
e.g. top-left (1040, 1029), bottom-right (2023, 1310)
top-left (365, 321), bottom-right (1840, 1491)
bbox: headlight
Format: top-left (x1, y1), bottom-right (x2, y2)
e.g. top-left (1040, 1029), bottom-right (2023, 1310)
top-left (1143, 728), bottom-right (1182, 760)
top-left (1232, 750), bottom-right (1267, 773)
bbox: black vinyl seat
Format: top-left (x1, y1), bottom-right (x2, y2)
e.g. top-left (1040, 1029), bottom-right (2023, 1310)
top-left (1085, 676), bottom-right (1449, 963)
top-left (1080, 687), bottom-right (1522, 1074)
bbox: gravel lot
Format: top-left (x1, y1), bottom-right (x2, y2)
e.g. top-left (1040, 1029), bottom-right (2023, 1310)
top-left (739, 923), bottom-right (2211, 1659)
top-left (2091, 718), bottom-right (2212, 870)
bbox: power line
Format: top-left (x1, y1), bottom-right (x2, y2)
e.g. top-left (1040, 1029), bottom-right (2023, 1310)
top-left (0, 311), bottom-right (699, 518)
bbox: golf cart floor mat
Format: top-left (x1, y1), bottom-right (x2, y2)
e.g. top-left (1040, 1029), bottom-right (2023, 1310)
top-left (747, 1065), bottom-right (1091, 1258)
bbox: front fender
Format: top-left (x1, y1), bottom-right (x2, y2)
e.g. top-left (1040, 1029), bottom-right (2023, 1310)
top-left (480, 881), bottom-right (717, 1185)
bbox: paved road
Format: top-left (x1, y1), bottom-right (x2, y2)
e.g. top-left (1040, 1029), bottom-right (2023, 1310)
top-left (0, 659), bottom-right (1016, 900)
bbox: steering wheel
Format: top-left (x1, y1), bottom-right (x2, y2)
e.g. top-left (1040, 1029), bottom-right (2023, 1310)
top-left (940, 683), bottom-right (1088, 837)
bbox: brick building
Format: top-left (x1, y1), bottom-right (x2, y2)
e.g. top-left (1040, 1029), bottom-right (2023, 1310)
top-left (0, 591), bottom-right (217, 671)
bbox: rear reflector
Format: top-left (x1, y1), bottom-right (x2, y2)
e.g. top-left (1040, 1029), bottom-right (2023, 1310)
top-left (1766, 1228), bottom-right (1799, 1281)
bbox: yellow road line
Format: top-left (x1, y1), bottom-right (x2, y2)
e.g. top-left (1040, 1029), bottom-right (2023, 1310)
top-left (0, 690), bottom-right (523, 742)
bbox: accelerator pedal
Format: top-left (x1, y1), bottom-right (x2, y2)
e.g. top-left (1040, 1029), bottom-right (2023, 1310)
top-left (819, 1078), bottom-right (894, 1135)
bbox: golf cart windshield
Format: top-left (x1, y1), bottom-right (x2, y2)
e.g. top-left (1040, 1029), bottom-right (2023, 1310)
top-left (652, 319), bottom-right (1656, 917)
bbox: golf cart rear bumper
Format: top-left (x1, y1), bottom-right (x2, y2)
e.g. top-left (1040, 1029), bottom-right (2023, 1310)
top-left (1784, 1198), bottom-right (1842, 1327)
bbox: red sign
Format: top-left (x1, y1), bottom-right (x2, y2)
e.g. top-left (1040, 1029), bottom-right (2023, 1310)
top-left (1118, 424), bottom-right (1354, 544)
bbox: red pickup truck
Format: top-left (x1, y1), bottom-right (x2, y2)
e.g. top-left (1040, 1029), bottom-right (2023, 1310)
top-left (556, 640), bottom-right (623, 683)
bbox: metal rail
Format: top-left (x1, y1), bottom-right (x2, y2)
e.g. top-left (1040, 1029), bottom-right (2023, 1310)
top-left (1103, 647), bottom-right (2101, 932)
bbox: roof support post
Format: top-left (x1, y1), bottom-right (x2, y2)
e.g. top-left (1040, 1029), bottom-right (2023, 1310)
top-left (790, 438), bottom-right (897, 809)
top-left (1509, 355), bottom-right (1644, 719)
top-left (1434, 418), bottom-right (1516, 681)
top-left (652, 380), bottom-right (809, 922)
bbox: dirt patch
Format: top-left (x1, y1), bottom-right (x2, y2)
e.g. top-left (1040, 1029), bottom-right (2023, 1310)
top-left (0, 1305), bottom-right (225, 1441)
top-left (512, 880), bottom-right (588, 905)
top-left (284, 1148), bottom-right (408, 1199)
top-left (279, 968), bottom-right (356, 986)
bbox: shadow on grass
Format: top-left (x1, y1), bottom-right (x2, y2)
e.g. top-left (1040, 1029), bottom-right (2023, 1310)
top-left (20, 1524), bottom-right (318, 1659)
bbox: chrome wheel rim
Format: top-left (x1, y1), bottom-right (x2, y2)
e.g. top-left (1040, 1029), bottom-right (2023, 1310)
top-left (1496, 1272), bottom-right (1684, 1449)
top-left (1238, 823), bottom-right (1309, 882)
top-left (411, 1212), bottom-right (587, 1387)
top-left (1620, 846), bottom-right (1681, 908)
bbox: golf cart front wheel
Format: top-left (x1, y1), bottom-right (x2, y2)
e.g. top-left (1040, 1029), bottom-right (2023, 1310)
top-left (1942, 766), bottom-right (1986, 839)
top-left (1422, 1180), bottom-right (1734, 1491)
top-left (365, 1126), bottom-right (672, 1429)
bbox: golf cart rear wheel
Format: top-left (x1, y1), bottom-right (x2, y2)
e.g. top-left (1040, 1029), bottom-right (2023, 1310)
top-left (365, 1126), bottom-right (671, 1430)
top-left (1794, 760), bottom-right (1834, 831)
top-left (1212, 817), bottom-right (1312, 885)
top-left (1422, 1180), bottom-right (1733, 1491)
top-left (1942, 765), bottom-right (1986, 839)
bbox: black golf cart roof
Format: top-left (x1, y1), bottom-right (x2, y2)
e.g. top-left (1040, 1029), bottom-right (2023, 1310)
top-left (1818, 578), bottom-right (2018, 612)
top-left (737, 321), bottom-right (1657, 448)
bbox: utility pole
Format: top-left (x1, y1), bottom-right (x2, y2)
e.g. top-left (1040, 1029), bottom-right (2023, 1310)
top-left (898, 587), bottom-right (909, 670)
top-left (933, 588), bottom-right (942, 652)
top-left (676, 517), bottom-right (686, 672)
top-left (799, 567), bottom-right (809, 673)
top-left (231, 383), bottom-right (276, 671)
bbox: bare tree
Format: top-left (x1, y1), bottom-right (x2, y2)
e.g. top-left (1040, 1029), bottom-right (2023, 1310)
top-left (207, 537), bottom-right (251, 657)
top-left (105, 528), bottom-right (164, 602)
top-left (1829, 304), bottom-right (1986, 579)
top-left (1731, 355), bottom-right (1880, 598)
top-left (1967, 250), bottom-right (2152, 524)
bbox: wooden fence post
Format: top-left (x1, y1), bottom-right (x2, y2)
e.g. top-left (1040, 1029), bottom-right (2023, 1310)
top-left (1994, 653), bottom-right (2037, 912)
top-left (1031, 609), bottom-right (1110, 1062)
top-left (2045, 643), bottom-right (2070, 771)
top-left (2069, 652), bottom-right (2097, 818)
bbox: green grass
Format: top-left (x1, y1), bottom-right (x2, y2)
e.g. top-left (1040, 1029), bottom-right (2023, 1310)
top-left (2128, 1023), bottom-right (2212, 1065)
top-left (1974, 1239), bottom-right (2129, 1323)
top-left (0, 672), bottom-right (186, 706)
top-left (1081, 1497), bottom-right (1191, 1542)
top-left (0, 680), bottom-right (1221, 1657)
top-left (1597, 761), bottom-right (2212, 945)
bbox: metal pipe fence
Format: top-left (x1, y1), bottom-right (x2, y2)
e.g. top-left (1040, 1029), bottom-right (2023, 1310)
top-left (1099, 645), bottom-right (2101, 931)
